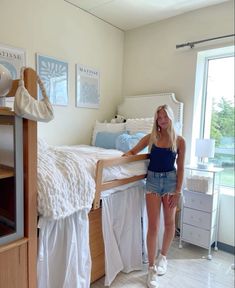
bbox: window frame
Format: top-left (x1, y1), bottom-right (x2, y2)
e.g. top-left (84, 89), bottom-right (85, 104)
top-left (192, 46), bottom-right (234, 192)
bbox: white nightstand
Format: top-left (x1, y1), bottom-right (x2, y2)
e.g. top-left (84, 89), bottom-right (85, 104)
top-left (179, 165), bottom-right (223, 260)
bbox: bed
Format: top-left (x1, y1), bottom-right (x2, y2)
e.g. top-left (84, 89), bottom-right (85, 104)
top-left (5, 68), bottom-right (184, 287)
top-left (37, 142), bottom-right (149, 287)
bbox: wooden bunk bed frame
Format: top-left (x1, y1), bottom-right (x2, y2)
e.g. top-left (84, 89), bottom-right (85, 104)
top-left (3, 67), bottom-right (149, 285)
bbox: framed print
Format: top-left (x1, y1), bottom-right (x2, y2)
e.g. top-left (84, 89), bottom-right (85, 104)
top-left (36, 54), bottom-right (68, 106)
top-left (76, 64), bottom-right (100, 109)
top-left (0, 43), bottom-right (26, 79)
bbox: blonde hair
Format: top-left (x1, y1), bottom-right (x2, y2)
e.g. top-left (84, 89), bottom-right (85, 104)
top-left (148, 104), bottom-right (177, 152)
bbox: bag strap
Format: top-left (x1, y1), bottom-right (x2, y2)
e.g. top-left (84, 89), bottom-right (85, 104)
top-left (19, 67), bottom-right (49, 100)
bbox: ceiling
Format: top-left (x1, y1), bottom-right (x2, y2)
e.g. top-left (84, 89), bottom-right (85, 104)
top-left (64, 0), bottom-right (230, 31)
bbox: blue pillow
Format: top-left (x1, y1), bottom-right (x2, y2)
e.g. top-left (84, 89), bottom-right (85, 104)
top-left (95, 131), bottom-right (127, 149)
top-left (115, 132), bottom-right (148, 153)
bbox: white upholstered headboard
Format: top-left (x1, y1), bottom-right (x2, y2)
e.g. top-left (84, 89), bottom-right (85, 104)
top-left (117, 93), bottom-right (184, 134)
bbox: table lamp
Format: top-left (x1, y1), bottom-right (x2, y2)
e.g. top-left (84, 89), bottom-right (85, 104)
top-left (195, 138), bottom-right (215, 169)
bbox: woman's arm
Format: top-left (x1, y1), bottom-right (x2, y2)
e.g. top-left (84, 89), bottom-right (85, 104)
top-left (175, 136), bottom-right (186, 194)
top-left (122, 134), bottom-right (151, 156)
top-left (168, 136), bottom-right (186, 208)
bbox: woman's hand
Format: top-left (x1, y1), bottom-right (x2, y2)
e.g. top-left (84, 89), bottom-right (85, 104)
top-left (168, 193), bottom-right (181, 208)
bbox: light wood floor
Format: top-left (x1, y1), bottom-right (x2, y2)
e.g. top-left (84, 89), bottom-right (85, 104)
top-left (91, 238), bottom-right (234, 288)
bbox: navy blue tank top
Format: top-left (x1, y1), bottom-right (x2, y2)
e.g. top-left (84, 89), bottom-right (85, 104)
top-left (148, 144), bottom-right (177, 172)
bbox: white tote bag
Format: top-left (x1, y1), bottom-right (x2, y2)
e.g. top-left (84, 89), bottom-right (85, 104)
top-left (14, 67), bottom-right (54, 122)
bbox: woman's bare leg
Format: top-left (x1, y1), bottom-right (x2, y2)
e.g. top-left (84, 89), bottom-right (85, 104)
top-left (161, 194), bottom-right (177, 256)
top-left (146, 193), bottom-right (161, 266)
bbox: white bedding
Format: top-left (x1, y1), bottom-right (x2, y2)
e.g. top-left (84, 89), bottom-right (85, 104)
top-left (37, 141), bottom-right (148, 220)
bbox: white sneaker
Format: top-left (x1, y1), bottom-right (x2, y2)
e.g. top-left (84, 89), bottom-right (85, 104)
top-left (147, 265), bottom-right (159, 288)
top-left (157, 254), bottom-right (167, 275)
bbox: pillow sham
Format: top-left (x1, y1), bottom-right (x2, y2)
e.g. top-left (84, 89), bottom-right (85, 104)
top-left (95, 131), bottom-right (127, 149)
top-left (91, 121), bottom-right (126, 146)
top-left (125, 118), bottom-right (153, 135)
top-left (115, 132), bottom-right (148, 153)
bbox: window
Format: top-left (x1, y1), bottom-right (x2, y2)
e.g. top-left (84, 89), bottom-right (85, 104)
top-left (205, 56), bottom-right (234, 188)
top-left (193, 46), bottom-right (234, 191)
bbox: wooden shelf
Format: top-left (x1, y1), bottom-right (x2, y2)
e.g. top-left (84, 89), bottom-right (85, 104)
top-left (0, 109), bottom-right (14, 116)
top-left (0, 113), bottom-right (14, 125)
top-left (0, 237), bottom-right (28, 253)
top-left (0, 165), bottom-right (14, 179)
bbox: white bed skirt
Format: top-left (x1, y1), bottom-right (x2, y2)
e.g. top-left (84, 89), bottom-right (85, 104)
top-left (102, 185), bottom-right (144, 286)
top-left (37, 208), bottom-right (91, 288)
top-left (102, 181), bottom-right (164, 286)
top-left (37, 183), bottom-right (164, 288)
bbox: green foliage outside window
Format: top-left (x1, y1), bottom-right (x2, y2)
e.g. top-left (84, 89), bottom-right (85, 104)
top-left (211, 97), bottom-right (234, 145)
top-left (210, 97), bottom-right (234, 187)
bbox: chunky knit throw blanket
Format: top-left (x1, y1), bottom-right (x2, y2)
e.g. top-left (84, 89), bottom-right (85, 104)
top-left (38, 142), bottom-right (97, 219)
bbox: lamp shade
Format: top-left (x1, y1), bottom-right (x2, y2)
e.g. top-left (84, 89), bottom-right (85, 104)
top-left (195, 138), bottom-right (215, 158)
top-left (0, 64), bottom-right (13, 97)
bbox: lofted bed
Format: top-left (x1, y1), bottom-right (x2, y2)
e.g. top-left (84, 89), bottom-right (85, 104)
top-left (1, 68), bottom-right (184, 287)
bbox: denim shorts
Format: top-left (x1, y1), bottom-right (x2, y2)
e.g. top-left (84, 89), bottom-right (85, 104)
top-left (146, 170), bottom-right (177, 196)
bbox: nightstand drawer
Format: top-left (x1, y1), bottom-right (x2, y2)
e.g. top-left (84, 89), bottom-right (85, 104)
top-left (183, 207), bottom-right (216, 229)
top-left (182, 224), bottom-right (215, 248)
top-left (183, 190), bottom-right (218, 212)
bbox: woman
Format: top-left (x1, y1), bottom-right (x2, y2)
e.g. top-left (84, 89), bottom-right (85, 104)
top-left (123, 105), bottom-right (185, 288)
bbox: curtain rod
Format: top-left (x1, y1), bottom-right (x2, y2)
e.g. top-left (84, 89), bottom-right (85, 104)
top-left (176, 34), bottom-right (235, 49)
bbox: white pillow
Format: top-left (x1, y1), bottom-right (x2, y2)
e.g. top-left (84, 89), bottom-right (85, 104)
top-left (125, 118), bottom-right (153, 135)
top-left (91, 121), bottom-right (126, 145)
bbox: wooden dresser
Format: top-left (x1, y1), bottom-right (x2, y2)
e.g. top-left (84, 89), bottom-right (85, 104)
top-left (0, 69), bottom-right (37, 287)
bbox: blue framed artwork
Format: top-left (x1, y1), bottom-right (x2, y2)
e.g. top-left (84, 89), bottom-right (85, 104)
top-left (76, 64), bottom-right (100, 109)
top-left (36, 54), bottom-right (68, 106)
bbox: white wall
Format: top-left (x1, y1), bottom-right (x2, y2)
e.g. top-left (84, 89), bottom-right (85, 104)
top-left (123, 1), bottom-right (234, 247)
top-left (0, 0), bottom-right (124, 145)
top-left (123, 1), bottom-right (234, 164)
top-left (219, 192), bottom-right (234, 247)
